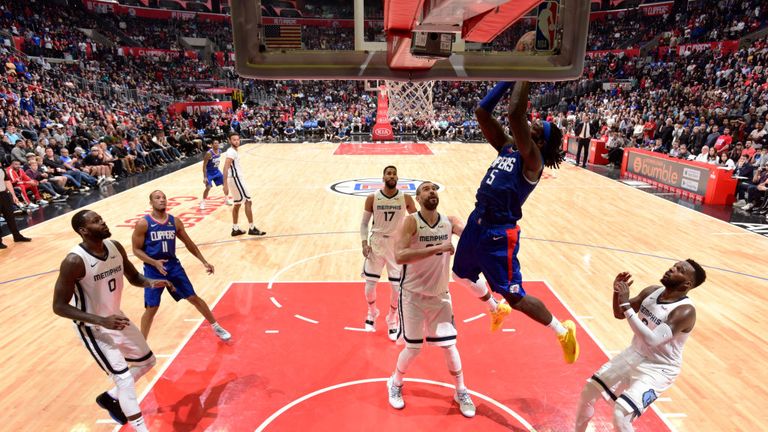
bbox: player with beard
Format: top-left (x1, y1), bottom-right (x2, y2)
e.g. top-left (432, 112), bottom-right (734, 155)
top-left (53, 210), bottom-right (173, 431)
top-left (132, 190), bottom-right (231, 341)
top-left (359, 165), bottom-right (416, 339)
top-left (386, 181), bottom-right (476, 418)
top-left (574, 260), bottom-right (706, 431)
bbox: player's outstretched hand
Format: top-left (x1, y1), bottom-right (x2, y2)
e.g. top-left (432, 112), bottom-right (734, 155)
top-left (152, 259), bottom-right (168, 276)
top-left (149, 279), bottom-right (175, 292)
top-left (613, 272), bottom-right (633, 303)
top-left (100, 314), bottom-right (130, 330)
top-left (204, 262), bottom-right (215, 275)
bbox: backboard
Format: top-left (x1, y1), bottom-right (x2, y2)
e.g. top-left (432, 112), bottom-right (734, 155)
top-left (230, 0), bottom-right (590, 82)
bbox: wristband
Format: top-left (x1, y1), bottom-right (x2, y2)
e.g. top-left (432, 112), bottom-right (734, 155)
top-left (619, 303), bottom-right (631, 308)
top-left (479, 82), bottom-right (513, 112)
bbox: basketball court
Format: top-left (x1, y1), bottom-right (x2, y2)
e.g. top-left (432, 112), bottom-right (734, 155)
top-left (2, 142), bottom-right (767, 431)
top-left (2, 0), bottom-right (767, 431)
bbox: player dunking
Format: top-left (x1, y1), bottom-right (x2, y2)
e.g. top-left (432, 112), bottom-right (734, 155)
top-left (221, 132), bottom-right (266, 237)
top-left (575, 260), bottom-right (706, 431)
top-left (52, 210), bottom-right (172, 431)
top-left (133, 190), bottom-right (231, 341)
top-left (360, 165), bottom-right (416, 339)
top-left (451, 78), bottom-right (580, 363)
top-left (387, 181), bottom-right (476, 417)
top-left (200, 139), bottom-right (233, 210)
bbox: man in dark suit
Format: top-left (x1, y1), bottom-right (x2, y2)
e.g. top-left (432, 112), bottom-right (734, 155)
top-left (574, 114), bottom-right (597, 167)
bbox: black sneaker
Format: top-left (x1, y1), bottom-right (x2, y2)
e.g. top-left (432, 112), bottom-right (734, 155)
top-left (0, 242), bottom-right (6, 249)
top-left (96, 392), bottom-right (127, 425)
top-left (231, 228), bottom-right (246, 236)
top-left (248, 227), bottom-right (267, 236)
top-left (13, 235), bottom-right (31, 242)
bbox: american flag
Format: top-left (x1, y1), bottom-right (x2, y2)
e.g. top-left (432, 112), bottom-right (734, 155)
top-left (264, 25), bottom-right (302, 50)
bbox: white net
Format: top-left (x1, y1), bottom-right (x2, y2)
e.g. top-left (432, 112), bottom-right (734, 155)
top-left (383, 80), bottom-right (435, 122)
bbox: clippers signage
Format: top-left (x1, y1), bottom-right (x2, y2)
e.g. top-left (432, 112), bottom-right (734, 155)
top-left (329, 179), bottom-right (445, 197)
top-left (626, 151), bottom-right (709, 196)
top-left (372, 85), bottom-right (394, 141)
top-left (535, 1), bottom-right (559, 52)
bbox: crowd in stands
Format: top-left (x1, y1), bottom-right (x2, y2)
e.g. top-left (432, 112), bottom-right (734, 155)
top-left (3, 0), bottom-right (768, 232)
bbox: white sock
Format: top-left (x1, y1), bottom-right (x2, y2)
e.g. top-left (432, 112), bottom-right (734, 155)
top-left (548, 316), bottom-right (567, 336)
top-left (249, 223), bottom-right (255, 229)
top-left (232, 224), bottom-right (239, 230)
top-left (364, 280), bottom-right (377, 310)
top-left (212, 322), bottom-right (221, 330)
top-left (129, 416), bottom-right (149, 432)
top-left (393, 347), bottom-right (420, 386)
top-left (575, 382), bottom-right (601, 432)
top-left (486, 296), bottom-right (499, 312)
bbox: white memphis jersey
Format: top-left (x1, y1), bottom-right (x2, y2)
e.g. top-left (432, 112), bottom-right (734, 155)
top-left (400, 212), bottom-right (452, 297)
top-left (631, 287), bottom-right (693, 372)
top-left (370, 189), bottom-right (407, 236)
top-left (69, 240), bottom-right (125, 327)
top-left (225, 147), bottom-right (243, 179)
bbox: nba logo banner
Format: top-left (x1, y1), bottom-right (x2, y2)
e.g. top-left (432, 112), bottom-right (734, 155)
top-left (535, 1), bottom-right (559, 52)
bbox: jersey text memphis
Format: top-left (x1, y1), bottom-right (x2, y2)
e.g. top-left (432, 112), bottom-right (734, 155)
top-left (632, 287), bottom-right (693, 374)
top-left (69, 240), bottom-right (125, 325)
top-left (400, 213), bottom-right (452, 296)
top-left (371, 189), bottom-right (407, 236)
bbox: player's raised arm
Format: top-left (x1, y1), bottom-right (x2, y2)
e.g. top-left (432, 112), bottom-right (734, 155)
top-left (476, 82), bottom-right (513, 153)
top-left (508, 81), bottom-right (543, 178)
top-left (52, 253), bottom-right (129, 329)
top-left (611, 272), bottom-right (659, 319)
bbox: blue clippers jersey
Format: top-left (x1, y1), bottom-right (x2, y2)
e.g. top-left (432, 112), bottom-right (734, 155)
top-left (205, 149), bottom-right (221, 173)
top-left (474, 145), bottom-right (540, 225)
top-left (143, 214), bottom-right (177, 260)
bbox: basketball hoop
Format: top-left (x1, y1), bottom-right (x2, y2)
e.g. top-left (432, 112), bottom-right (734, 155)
top-left (384, 80), bottom-right (435, 122)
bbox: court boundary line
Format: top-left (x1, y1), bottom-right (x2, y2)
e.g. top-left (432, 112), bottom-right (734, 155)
top-left (252, 377), bottom-right (536, 432)
top-left (541, 279), bottom-right (678, 432)
top-left (109, 281), bottom-right (235, 432)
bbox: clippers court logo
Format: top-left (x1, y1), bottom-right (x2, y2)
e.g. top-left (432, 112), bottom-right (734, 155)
top-left (329, 178), bottom-right (445, 197)
top-left (535, 1), bottom-right (559, 52)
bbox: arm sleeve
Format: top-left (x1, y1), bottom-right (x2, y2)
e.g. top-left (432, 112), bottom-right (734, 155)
top-left (624, 309), bottom-right (674, 347)
top-left (360, 211), bottom-right (372, 241)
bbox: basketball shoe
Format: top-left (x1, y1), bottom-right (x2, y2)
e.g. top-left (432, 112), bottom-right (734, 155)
top-left (454, 390), bottom-right (476, 418)
top-left (96, 392), bottom-right (127, 425)
top-left (490, 299), bottom-right (512, 332)
top-left (387, 375), bottom-right (405, 409)
top-left (558, 320), bottom-right (580, 364)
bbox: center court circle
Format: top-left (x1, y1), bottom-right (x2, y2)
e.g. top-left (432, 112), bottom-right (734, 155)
top-left (255, 377), bottom-right (537, 431)
top-left (328, 178), bottom-right (446, 197)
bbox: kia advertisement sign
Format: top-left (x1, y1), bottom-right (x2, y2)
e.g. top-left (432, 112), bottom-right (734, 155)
top-left (625, 151), bottom-right (710, 196)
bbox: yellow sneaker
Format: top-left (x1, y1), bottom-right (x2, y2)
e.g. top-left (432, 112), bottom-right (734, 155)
top-left (490, 301), bottom-right (512, 332)
top-left (558, 320), bottom-right (580, 364)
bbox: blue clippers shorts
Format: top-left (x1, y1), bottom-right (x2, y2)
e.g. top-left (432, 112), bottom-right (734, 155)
top-left (206, 170), bottom-right (224, 187)
top-left (143, 260), bottom-right (196, 307)
top-left (452, 209), bottom-right (526, 297)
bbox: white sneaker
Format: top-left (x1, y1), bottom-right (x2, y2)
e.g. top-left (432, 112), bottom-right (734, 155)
top-left (742, 203), bottom-right (754, 210)
top-left (213, 325), bottom-right (231, 341)
top-left (37, 199), bottom-right (48, 206)
top-left (199, 200), bottom-right (206, 210)
top-left (454, 390), bottom-right (476, 418)
top-left (365, 308), bottom-right (380, 332)
top-left (387, 375), bottom-right (405, 409)
top-left (733, 199), bottom-right (746, 207)
top-left (386, 310), bottom-right (398, 342)
top-left (27, 203), bottom-right (39, 209)
top-left (225, 198), bottom-right (234, 206)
